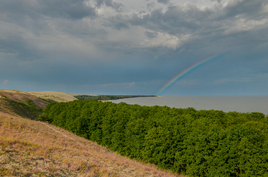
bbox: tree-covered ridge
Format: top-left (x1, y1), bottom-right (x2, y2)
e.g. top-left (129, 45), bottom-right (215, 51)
top-left (40, 100), bottom-right (268, 177)
top-left (74, 95), bottom-right (156, 101)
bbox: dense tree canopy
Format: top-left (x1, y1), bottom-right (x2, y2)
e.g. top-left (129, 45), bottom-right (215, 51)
top-left (40, 100), bottom-right (268, 176)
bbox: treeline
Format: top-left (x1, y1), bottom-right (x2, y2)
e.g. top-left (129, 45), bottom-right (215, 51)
top-left (74, 95), bottom-right (156, 101)
top-left (40, 100), bottom-right (268, 176)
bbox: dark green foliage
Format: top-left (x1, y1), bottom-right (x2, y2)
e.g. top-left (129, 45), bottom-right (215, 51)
top-left (39, 97), bottom-right (57, 104)
top-left (40, 100), bottom-right (268, 176)
top-left (74, 95), bottom-right (156, 101)
top-left (3, 99), bottom-right (42, 119)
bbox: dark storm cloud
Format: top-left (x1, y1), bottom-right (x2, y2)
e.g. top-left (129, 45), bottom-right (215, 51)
top-left (107, 0), bottom-right (268, 54)
top-left (0, 0), bottom-right (96, 20)
top-left (109, 0), bottom-right (267, 33)
top-left (107, 16), bottom-right (129, 30)
top-left (96, 0), bottom-right (123, 11)
top-left (145, 31), bottom-right (158, 38)
top-left (222, 0), bottom-right (266, 19)
top-left (0, 0), bottom-right (111, 61)
top-left (0, 0), bottom-right (268, 95)
top-left (38, 0), bottom-right (96, 19)
top-left (157, 0), bottom-right (170, 4)
top-left (147, 2), bottom-right (155, 10)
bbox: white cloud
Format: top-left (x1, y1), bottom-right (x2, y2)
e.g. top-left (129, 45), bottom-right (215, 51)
top-left (223, 18), bottom-right (268, 35)
top-left (262, 4), bottom-right (268, 13)
top-left (95, 4), bottom-right (119, 17)
top-left (142, 32), bottom-right (191, 50)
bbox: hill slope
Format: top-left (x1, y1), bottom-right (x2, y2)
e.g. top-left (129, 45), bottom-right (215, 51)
top-left (0, 90), bottom-right (180, 176)
top-left (27, 91), bottom-right (78, 102)
top-left (0, 90), bottom-right (48, 119)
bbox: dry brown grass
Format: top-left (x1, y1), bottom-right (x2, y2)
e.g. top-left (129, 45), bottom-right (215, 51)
top-left (0, 90), bottom-right (184, 176)
top-left (0, 89), bottom-right (78, 103)
top-left (0, 90), bottom-right (47, 109)
top-left (0, 112), bottom-right (184, 177)
top-left (27, 91), bottom-right (78, 102)
top-left (0, 90), bottom-right (47, 120)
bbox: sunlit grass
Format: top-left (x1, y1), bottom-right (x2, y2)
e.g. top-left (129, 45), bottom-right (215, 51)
top-left (0, 112), bottom-right (182, 176)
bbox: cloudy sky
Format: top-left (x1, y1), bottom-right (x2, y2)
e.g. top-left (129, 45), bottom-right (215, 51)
top-left (0, 0), bottom-right (267, 95)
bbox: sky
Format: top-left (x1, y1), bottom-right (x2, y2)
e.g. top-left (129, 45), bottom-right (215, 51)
top-left (0, 0), bottom-right (268, 95)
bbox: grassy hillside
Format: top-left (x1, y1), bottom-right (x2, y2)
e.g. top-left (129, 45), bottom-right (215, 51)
top-left (0, 90), bottom-right (179, 176)
top-left (27, 91), bottom-right (78, 102)
top-left (0, 90), bottom-right (48, 119)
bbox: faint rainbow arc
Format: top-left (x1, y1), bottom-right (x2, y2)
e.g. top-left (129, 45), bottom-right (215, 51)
top-left (157, 52), bottom-right (228, 95)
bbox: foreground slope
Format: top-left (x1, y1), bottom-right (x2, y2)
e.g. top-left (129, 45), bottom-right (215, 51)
top-left (0, 90), bottom-right (179, 176)
top-left (0, 113), bottom-right (179, 176)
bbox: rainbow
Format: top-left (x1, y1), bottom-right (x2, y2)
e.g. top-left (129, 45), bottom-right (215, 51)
top-left (157, 52), bottom-right (228, 95)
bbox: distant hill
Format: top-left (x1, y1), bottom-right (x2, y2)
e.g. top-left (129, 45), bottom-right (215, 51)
top-left (75, 94), bottom-right (157, 101)
top-left (0, 90), bottom-right (179, 176)
top-left (27, 91), bottom-right (78, 102)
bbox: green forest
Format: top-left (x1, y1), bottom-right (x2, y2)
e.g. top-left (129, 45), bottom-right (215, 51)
top-left (74, 95), bottom-right (156, 101)
top-left (40, 100), bottom-right (268, 177)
